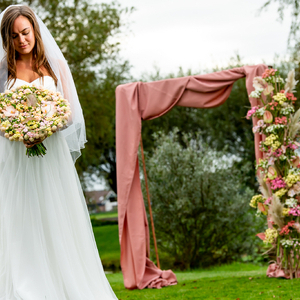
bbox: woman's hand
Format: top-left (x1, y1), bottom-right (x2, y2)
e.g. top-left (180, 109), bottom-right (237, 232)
top-left (23, 137), bottom-right (46, 148)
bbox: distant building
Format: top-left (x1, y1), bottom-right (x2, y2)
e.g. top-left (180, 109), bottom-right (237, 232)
top-left (85, 190), bottom-right (117, 213)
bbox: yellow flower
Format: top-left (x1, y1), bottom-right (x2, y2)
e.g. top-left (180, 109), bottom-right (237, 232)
top-left (275, 188), bottom-right (288, 198)
top-left (264, 228), bottom-right (278, 244)
top-left (264, 134), bottom-right (281, 150)
top-left (250, 195), bottom-right (264, 208)
top-left (282, 207), bottom-right (290, 216)
top-left (285, 174), bottom-right (300, 187)
top-left (1, 120), bottom-right (11, 129)
top-left (16, 104), bottom-right (23, 111)
top-left (12, 132), bottom-right (21, 140)
top-left (273, 93), bottom-right (287, 105)
top-left (271, 141), bottom-right (281, 151)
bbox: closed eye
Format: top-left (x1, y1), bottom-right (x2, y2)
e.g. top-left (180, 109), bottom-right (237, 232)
top-left (12, 30), bottom-right (30, 39)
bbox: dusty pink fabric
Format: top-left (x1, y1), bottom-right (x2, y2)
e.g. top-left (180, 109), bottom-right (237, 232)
top-left (116, 64), bottom-right (267, 289)
top-left (267, 263), bottom-right (293, 279)
top-left (267, 262), bottom-right (300, 278)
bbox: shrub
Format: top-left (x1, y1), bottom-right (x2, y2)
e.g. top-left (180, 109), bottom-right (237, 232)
top-left (140, 129), bottom-right (265, 270)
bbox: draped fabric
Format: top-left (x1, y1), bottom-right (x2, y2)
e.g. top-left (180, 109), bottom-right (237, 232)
top-left (115, 64), bottom-right (267, 289)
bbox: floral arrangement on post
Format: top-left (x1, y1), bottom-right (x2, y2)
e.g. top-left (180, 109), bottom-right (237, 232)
top-left (247, 68), bottom-right (300, 278)
top-left (0, 85), bottom-right (71, 157)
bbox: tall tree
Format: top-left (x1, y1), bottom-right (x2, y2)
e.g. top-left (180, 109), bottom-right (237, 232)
top-left (0, 1), bottom-right (133, 192)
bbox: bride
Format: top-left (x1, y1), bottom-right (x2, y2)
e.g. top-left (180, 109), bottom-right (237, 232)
top-left (0, 5), bottom-right (118, 300)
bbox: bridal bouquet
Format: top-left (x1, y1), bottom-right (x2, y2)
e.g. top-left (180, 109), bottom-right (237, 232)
top-left (247, 67), bottom-right (300, 278)
top-left (0, 84), bottom-right (71, 157)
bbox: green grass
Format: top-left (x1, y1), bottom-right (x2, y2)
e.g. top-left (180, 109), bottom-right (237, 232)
top-left (93, 225), bottom-right (300, 298)
top-left (107, 263), bottom-right (300, 299)
top-left (93, 225), bottom-right (120, 271)
top-left (91, 211), bottom-right (118, 219)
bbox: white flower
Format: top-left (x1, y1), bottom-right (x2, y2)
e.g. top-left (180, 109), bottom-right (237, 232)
top-left (285, 198), bottom-right (298, 208)
top-left (281, 106), bottom-right (294, 115)
top-left (255, 107), bottom-right (265, 117)
top-left (253, 76), bottom-right (267, 90)
top-left (281, 239), bottom-right (294, 247)
top-left (288, 189), bottom-right (296, 197)
top-left (3, 105), bottom-right (18, 117)
top-left (249, 90), bottom-right (261, 98)
top-left (265, 124), bottom-right (286, 133)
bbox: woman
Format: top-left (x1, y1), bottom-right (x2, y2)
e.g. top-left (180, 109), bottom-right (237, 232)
top-left (0, 5), bottom-right (118, 300)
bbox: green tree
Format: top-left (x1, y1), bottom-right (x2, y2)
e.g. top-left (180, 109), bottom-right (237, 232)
top-left (0, 1), bottom-right (133, 192)
top-left (141, 129), bottom-right (265, 269)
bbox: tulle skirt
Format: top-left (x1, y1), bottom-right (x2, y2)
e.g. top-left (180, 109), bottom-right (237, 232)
top-left (0, 132), bottom-right (118, 300)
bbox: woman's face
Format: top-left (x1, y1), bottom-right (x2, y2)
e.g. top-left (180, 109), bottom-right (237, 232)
top-left (12, 15), bottom-right (35, 56)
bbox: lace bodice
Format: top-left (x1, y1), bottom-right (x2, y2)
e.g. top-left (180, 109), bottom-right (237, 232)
top-left (6, 76), bottom-right (57, 92)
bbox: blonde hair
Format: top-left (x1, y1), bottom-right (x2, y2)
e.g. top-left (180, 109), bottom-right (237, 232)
top-left (0, 5), bottom-right (57, 87)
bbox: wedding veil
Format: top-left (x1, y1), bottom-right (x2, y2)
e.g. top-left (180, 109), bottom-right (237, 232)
top-left (0, 5), bottom-right (87, 162)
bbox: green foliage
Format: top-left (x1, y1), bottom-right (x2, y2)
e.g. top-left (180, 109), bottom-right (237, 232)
top-left (0, 1), bottom-right (133, 191)
top-left (90, 211), bottom-right (118, 227)
top-left (90, 217), bottom-right (118, 227)
top-left (140, 129), bottom-right (265, 270)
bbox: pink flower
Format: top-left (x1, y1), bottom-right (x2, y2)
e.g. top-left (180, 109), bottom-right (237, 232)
top-left (262, 68), bottom-right (277, 78)
top-left (288, 143), bottom-right (298, 150)
top-left (280, 221), bottom-right (295, 235)
top-left (289, 206), bottom-right (300, 216)
top-left (272, 148), bottom-right (283, 158)
top-left (274, 116), bottom-right (287, 125)
top-left (286, 92), bottom-right (297, 102)
top-left (252, 126), bottom-right (260, 133)
top-left (257, 120), bottom-right (265, 127)
top-left (246, 106), bottom-right (259, 119)
top-left (270, 177), bottom-right (286, 190)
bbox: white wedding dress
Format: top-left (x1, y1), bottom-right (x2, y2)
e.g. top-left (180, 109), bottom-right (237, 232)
top-left (0, 77), bottom-right (118, 300)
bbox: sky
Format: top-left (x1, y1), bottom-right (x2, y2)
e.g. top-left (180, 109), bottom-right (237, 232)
top-left (94, 0), bottom-right (292, 190)
top-left (111, 0), bottom-right (291, 78)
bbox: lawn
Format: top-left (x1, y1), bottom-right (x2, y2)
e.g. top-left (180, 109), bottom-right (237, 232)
top-left (93, 224), bottom-right (120, 271)
top-left (91, 211), bottom-right (118, 219)
top-left (92, 223), bottom-right (300, 299)
top-left (107, 263), bottom-right (300, 300)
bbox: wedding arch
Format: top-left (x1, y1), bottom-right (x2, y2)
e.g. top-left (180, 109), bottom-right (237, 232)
top-left (115, 64), bottom-right (266, 289)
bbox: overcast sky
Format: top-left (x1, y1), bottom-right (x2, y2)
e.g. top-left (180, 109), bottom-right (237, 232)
top-left (110, 0), bottom-right (291, 78)
top-left (93, 0), bottom-right (291, 190)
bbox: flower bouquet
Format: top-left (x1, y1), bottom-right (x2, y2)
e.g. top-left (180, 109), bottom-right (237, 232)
top-left (247, 67), bottom-right (300, 278)
top-left (0, 85), bottom-right (71, 157)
